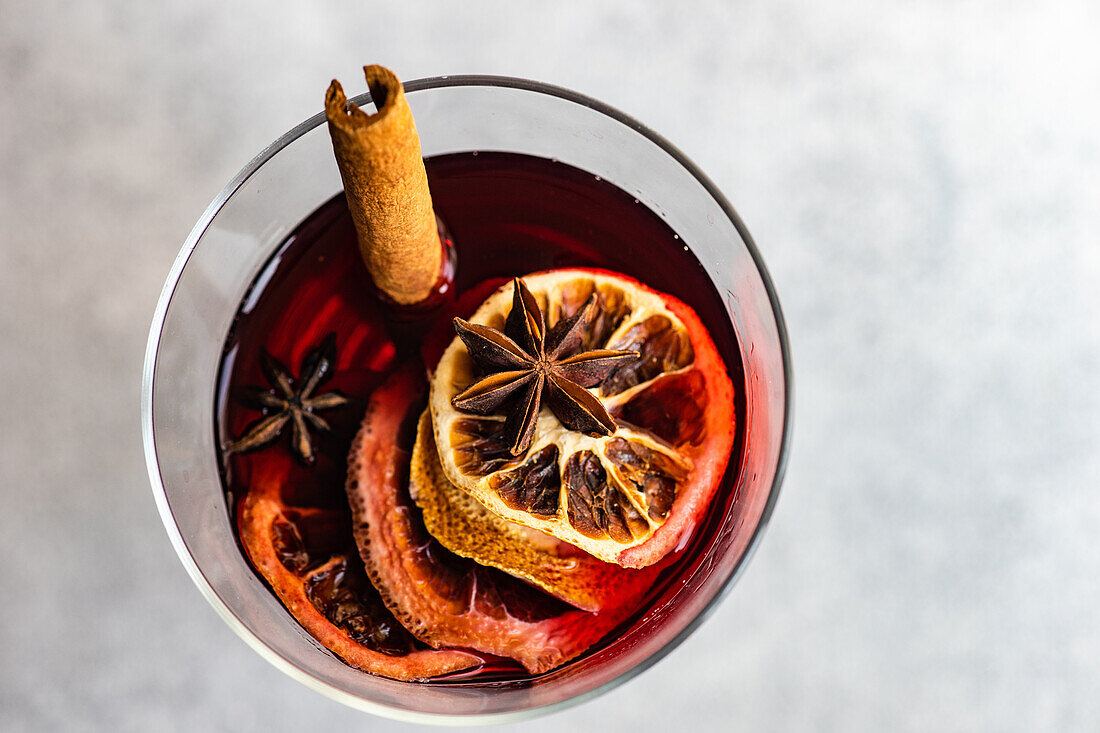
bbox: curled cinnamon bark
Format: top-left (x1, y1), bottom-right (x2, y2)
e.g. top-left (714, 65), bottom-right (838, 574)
top-left (325, 65), bottom-right (443, 305)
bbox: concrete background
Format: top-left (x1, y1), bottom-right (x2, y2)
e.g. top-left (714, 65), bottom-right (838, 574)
top-left (2, 1), bottom-right (1098, 730)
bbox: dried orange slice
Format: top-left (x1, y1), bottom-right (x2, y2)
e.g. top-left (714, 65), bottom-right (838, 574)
top-left (345, 367), bottom-right (647, 674)
top-left (409, 410), bottom-right (661, 612)
top-left (430, 269), bottom-right (736, 568)
top-left (237, 454), bottom-right (479, 681)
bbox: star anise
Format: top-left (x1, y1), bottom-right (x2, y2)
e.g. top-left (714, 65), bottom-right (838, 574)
top-left (226, 333), bottom-right (348, 465)
top-left (451, 278), bottom-right (639, 456)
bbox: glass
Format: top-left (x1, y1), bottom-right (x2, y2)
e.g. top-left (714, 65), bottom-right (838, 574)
top-left (142, 76), bottom-right (792, 724)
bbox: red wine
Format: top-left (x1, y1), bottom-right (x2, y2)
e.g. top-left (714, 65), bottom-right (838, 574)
top-left (216, 152), bottom-right (744, 682)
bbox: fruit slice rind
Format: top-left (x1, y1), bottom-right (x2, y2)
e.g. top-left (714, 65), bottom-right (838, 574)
top-left (430, 269), bottom-right (736, 568)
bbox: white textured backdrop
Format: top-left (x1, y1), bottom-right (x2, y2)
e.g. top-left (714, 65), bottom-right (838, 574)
top-left (2, 1), bottom-right (1098, 730)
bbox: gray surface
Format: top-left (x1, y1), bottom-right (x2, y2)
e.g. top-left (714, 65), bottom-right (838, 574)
top-left (2, 1), bottom-right (1098, 730)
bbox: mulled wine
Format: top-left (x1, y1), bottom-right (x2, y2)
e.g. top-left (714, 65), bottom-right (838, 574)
top-left (215, 151), bottom-right (745, 682)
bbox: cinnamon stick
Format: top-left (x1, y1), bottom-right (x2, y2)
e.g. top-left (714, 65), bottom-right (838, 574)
top-left (325, 65), bottom-right (442, 305)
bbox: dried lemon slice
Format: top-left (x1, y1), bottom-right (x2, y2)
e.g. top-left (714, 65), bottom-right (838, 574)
top-left (430, 269), bottom-right (736, 568)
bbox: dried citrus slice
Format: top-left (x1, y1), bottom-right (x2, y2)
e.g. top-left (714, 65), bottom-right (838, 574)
top-left (408, 410), bottom-right (661, 612)
top-left (237, 455), bottom-right (479, 681)
top-left (430, 269), bottom-right (736, 568)
top-left (345, 367), bottom-right (645, 674)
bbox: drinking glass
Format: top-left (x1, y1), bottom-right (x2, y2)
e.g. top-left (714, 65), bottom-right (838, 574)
top-left (142, 75), bottom-right (792, 724)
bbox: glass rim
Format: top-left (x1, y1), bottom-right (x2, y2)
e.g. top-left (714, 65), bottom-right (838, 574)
top-left (141, 73), bottom-right (793, 724)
